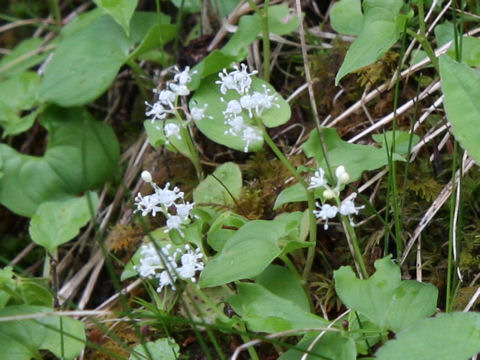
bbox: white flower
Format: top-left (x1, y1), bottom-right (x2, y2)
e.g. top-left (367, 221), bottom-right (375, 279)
top-left (223, 99), bottom-right (243, 116)
top-left (190, 104), bottom-right (209, 121)
top-left (134, 193), bottom-right (163, 217)
top-left (242, 126), bottom-right (262, 152)
top-left (165, 214), bottom-right (185, 236)
top-left (175, 202), bottom-right (195, 221)
top-left (308, 168), bottom-right (327, 190)
top-left (239, 94), bottom-right (256, 118)
top-left (173, 66), bottom-right (194, 85)
top-left (155, 182), bottom-right (184, 208)
top-left (164, 123), bottom-right (182, 142)
top-left (225, 115), bottom-right (246, 136)
top-left (157, 269), bottom-right (177, 292)
top-left (335, 165), bottom-right (350, 185)
top-left (251, 85), bottom-right (279, 115)
top-left (157, 89), bottom-right (176, 108)
top-left (169, 82), bottom-right (190, 96)
top-left (145, 101), bottom-right (171, 122)
top-left (177, 246), bottom-right (204, 282)
top-left (216, 64), bottom-right (257, 95)
top-left (339, 193), bottom-right (365, 226)
top-left (313, 203), bottom-right (339, 230)
top-left (141, 170), bottom-right (153, 183)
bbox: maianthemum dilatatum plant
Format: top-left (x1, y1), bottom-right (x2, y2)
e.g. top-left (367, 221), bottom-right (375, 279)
top-left (1, 0), bottom-right (480, 359)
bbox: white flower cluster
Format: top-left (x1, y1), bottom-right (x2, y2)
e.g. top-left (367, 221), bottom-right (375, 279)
top-left (216, 64), bottom-right (280, 152)
top-left (135, 243), bottom-right (204, 292)
top-left (145, 66), bottom-right (208, 144)
top-left (308, 166), bottom-right (364, 229)
top-left (134, 171), bottom-right (195, 237)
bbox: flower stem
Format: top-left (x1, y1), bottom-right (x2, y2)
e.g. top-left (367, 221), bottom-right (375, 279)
top-left (342, 215), bottom-right (368, 279)
top-left (254, 117), bottom-right (318, 281)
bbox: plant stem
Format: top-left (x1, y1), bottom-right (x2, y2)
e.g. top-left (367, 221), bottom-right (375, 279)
top-left (253, 117), bottom-right (318, 281)
top-left (446, 141), bottom-right (458, 312)
top-left (342, 215), bottom-right (368, 279)
top-left (247, 0), bottom-right (271, 81)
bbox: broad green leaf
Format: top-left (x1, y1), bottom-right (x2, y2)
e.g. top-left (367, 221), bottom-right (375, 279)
top-left (335, 0), bottom-right (403, 84)
top-left (0, 305), bottom-right (86, 360)
top-left (279, 332), bottom-right (357, 360)
top-left (371, 130), bottom-right (420, 155)
top-left (255, 265), bottom-right (310, 312)
top-left (447, 36), bottom-right (480, 67)
top-left (434, 21), bottom-right (455, 48)
top-left (130, 338), bottom-right (179, 360)
top-left (29, 192), bottom-right (98, 253)
top-left (0, 106), bottom-right (119, 217)
top-left (206, 211), bottom-right (248, 251)
top-left (335, 256), bottom-right (438, 331)
top-left (375, 312), bottom-right (480, 360)
top-left (385, 280), bottom-right (438, 332)
top-left (93, 0), bottom-right (138, 35)
top-left (334, 256), bottom-right (401, 329)
top-left (190, 74), bottom-right (290, 152)
top-left (0, 71), bottom-right (42, 136)
top-left (39, 15), bottom-right (130, 107)
top-left (228, 282), bottom-right (328, 333)
top-left (330, 0), bottom-right (364, 36)
top-left (303, 127), bottom-right (404, 182)
top-left (199, 213), bottom-right (301, 287)
top-left (273, 182), bottom-right (326, 210)
top-left (128, 23), bottom-right (177, 60)
top-left (439, 55), bottom-right (480, 163)
top-left (193, 162), bottom-right (242, 206)
top-left (0, 38), bottom-right (49, 78)
top-left (223, 4), bottom-right (299, 58)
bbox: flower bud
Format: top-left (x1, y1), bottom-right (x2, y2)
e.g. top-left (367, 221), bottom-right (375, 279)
top-left (141, 171), bottom-right (153, 183)
top-left (323, 189), bottom-right (336, 200)
top-left (335, 165), bottom-right (350, 184)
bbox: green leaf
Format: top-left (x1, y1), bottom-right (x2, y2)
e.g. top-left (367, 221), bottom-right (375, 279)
top-left (93, 0), bottom-right (138, 36)
top-left (330, 0), bottom-right (364, 36)
top-left (199, 213), bottom-right (301, 287)
top-left (206, 211), bottom-right (248, 251)
top-left (303, 127), bottom-right (404, 182)
top-left (385, 280), bottom-right (438, 332)
top-left (29, 192), bottom-right (98, 253)
top-left (128, 23), bottom-right (177, 60)
top-left (335, 256), bottom-right (401, 329)
top-left (279, 332), bottom-right (357, 360)
top-left (439, 55), bottom-right (480, 164)
top-left (0, 305), bottom-right (86, 360)
top-left (193, 162), bottom-right (242, 206)
top-left (0, 106), bottom-right (119, 217)
top-left (446, 36), bottom-right (480, 67)
top-left (255, 265), bottom-right (310, 312)
top-left (375, 312), bottom-right (480, 360)
top-left (39, 15), bottom-right (130, 107)
top-left (434, 21), bottom-right (455, 48)
top-left (190, 74), bottom-right (290, 152)
top-left (371, 130), bottom-right (420, 155)
top-left (130, 338), bottom-right (179, 360)
top-left (0, 38), bottom-right (49, 78)
top-left (335, 0), bottom-right (403, 84)
top-left (334, 256), bottom-right (437, 331)
top-left (0, 71), bottom-right (42, 136)
top-left (228, 282), bottom-right (328, 333)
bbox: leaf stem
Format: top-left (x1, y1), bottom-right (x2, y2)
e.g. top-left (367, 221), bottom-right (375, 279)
top-left (247, 0), bottom-right (271, 82)
top-left (253, 117), bottom-right (318, 281)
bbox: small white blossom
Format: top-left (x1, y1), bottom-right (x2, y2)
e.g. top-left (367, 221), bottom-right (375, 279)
top-left (339, 193), bottom-right (365, 226)
top-left (173, 66), bottom-right (194, 85)
top-left (155, 182), bottom-right (184, 208)
top-left (145, 101), bottom-right (171, 122)
top-left (157, 269), bottom-right (177, 292)
top-left (164, 123), bottom-right (182, 142)
top-left (308, 168), bottom-right (327, 190)
top-left (242, 126), bottom-right (262, 152)
top-left (157, 89), bottom-right (176, 108)
top-left (177, 246), bottom-right (204, 282)
top-left (169, 82), bottom-right (190, 96)
top-left (223, 99), bottom-right (243, 116)
top-left (335, 165), bottom-right (350, 185)
top-left (251, 85), bottom-right (279, 115)
top-left (134, 193), bottom-right (163, 217)
top-left (190, 104), bottom-right (209, 121)
top-left (313, 203), bottom-right (339, 230)
top-left (175, 202), bottom-right (195, 221)
top-left (165, 214), bottom-right (185, 236)
top-left (239, 94), bottom-right (256, 118)
top-left (216, 64), bottom-right (257, 95)
top-left (225, 115), bottom-right (246, 136)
